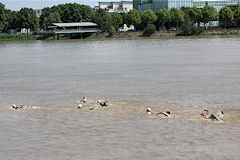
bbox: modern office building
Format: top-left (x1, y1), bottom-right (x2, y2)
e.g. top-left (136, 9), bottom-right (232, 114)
top-left (193, 0), bottom-right (239, 11)
top-left (134, 0), bottom-right (240, 12)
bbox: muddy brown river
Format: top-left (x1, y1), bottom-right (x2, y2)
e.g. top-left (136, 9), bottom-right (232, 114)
top-left (0, 37), bottom-right (239, 159)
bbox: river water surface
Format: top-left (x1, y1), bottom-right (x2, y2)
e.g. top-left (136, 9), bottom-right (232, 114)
top-left (0, 37), bottom-right (240, 159)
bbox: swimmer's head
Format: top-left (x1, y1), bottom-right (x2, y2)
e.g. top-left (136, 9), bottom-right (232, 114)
top-left (166, 111), bottom-right (170, 115)
top-left (146, 108), bottom-right (151, 112)
top-left (12, 104), bottom-right (17, 109)
top-left (78, 104), bottom-right (82, 109)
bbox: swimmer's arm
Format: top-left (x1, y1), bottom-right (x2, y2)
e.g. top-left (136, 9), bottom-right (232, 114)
top-left (204, 110), bottom-right (209, 114)
top-left (156, 112), bottom-right (168, 116)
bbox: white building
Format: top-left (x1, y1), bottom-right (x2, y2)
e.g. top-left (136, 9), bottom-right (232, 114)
top-left (98, 1), bottom-right (133, 13)
top-left (34, 9), bottom-right (42, 17)
top-left (119, 24), bottom-right (135, 32)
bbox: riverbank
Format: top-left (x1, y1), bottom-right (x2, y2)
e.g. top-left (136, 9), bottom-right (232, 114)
top-left (0, 34), bottom-right (67, 42)
top-left (0, 28), bottom-right (240, 42)
top-left (87, 28), bottom-right (240, 40)
top-left (0, 34), bottom-right (40, 41)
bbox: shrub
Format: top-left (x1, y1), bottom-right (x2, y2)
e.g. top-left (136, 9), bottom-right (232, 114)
top-left (108, 25), bottom-right (116, 37)
top-left (143, 24), bottom-right (156, 36)
top-left (177, 14), bottom-right (203, 36)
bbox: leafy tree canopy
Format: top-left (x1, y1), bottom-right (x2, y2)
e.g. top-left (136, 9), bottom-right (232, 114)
top-left (19, 8), bottom-right (39, 30)
top-left (126, 9), bottom-right (141, 29)
top-left (0, 2), bottom-right (7, 31)
top-left (219, 6), bottom-right (234, 28)
top-left (157, 8), bottom-right (171, 28)
top-left (202, 5), bottom-right (217, 25)
top-left (234, 6), bottom-right (240, 27)
top-left (170, 8), bottom-right (185, 28)
top-left (141, 8), bottom-right (157, 28)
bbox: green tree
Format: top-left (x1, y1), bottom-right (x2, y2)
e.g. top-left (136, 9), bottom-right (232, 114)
top-left (181, 6), bottom-right (202, 27)
top-left (91, 8), bottom-right (107, 30)
top-left (43, 12), bottom-right (61, 29)
top-left (56, 3), bottom-right (93, 23)
top-left (202, 5), bottom-right (217, 28)
top-left (141, 8), bottom-right (157, 29)
top-left (39, 7), bottom-right (51, 28)
top-left (126, 9), bottom-right (141, 29)
top-left (156, 8), bottom-right (171, 29)
top-left (181, 6), bottom-right (191, 15)
top-left (219, 6), bottom-right (234, 28)
top-left (234, 6), bottom-right (240, 28)
top-left (18, 8), bottom-right (39, 31)
top-left (179, 14), bottom-right (193, 35)
top-left (0, 2), bottom-right (7, 31)
top-left (189, 6), bottom-right (202, 27)
top-left (120, 12), bottom-right (128, 25)
top-left (178, 14), bottom-right (203, 36)
top-left (170, 8), bottom-right (185, 29)
top-left (80, 5), bottom-right (94, 22)
top-left (4, 9), bottom-right (19, 31)
top-left (61, 3), bottom-right (82, 22)
top-left (40, 4), bottom-right (93, 29)
top-left (111, 13), bottom-right (123, 31)
top-left (93, 11), bottom-right (120, 34)
top-left (102, 14), bottom-right (113, 32)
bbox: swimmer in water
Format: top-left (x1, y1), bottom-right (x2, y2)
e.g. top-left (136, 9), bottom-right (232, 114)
top-left (201, 109), bottom-right (210, 119)
top-left (201, 109), bottom-right (222, 121)
top-left (146, 108), bottom-right (153, 114)
top-left (77, 104), bottom-right (83, 109)
top-left (12, 104), bottom-right (31, 110)
top-left (83, 97), bottom-right (87, 103)
top-left (98, 100), bottom-right (108, 107)
top-left (156, 111), bottom-right (171, 117)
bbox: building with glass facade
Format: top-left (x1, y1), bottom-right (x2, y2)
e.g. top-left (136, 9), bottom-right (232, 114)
top-left (193, 0), bottom-right (239, 11)
top-left (133, 0), bottom-right (240, 12)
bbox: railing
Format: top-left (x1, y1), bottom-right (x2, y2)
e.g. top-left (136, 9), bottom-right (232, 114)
top-left (37, 28), bottom-right (100, 35)
top-left (55, 28), bottom-right (100, 34)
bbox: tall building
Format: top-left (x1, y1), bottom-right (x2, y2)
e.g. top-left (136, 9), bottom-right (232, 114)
top-left (97, 1), bottom-right (133, 13)
top-left (133, 0), bottom-right (240, 12)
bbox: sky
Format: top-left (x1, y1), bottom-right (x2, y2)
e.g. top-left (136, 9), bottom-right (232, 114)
top-left (1, 0), bottom-right (130, 11)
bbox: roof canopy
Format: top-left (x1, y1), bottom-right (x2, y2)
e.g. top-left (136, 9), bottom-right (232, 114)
top-left (50, 22), bottom-right (98, 28)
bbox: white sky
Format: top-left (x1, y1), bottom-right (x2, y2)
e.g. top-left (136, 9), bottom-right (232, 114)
top-left (1, 0), bottom-right (130, 10)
